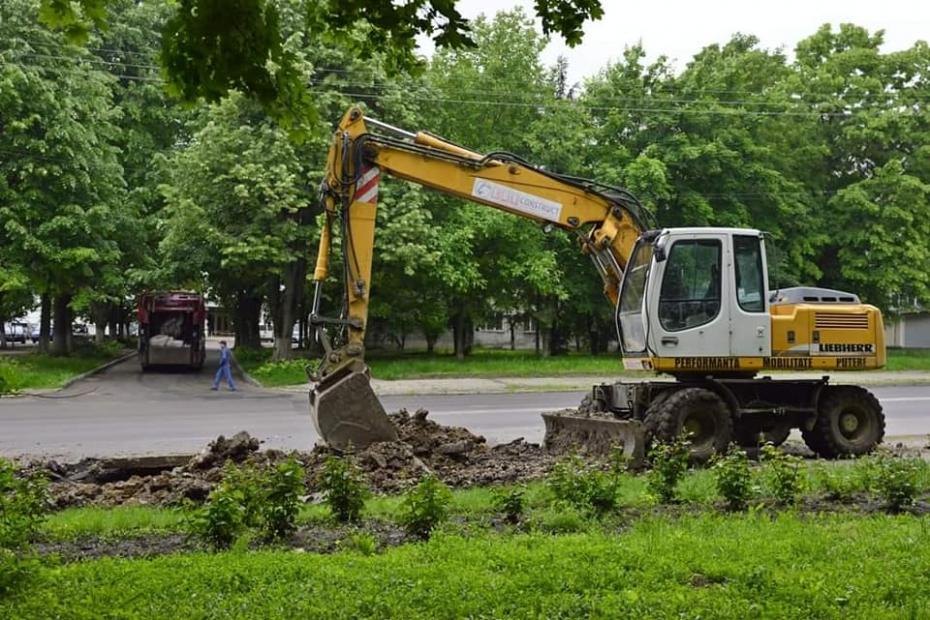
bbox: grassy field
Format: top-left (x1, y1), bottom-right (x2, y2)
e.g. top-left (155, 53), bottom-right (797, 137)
top-left (9, 457), bottom-right (930, 618)
top-left (7, 513), bottom-right (930, 619)
top-left (0, 344), bottom-right (126, 392)
top-left (238, 347), bottom-right (930, 386)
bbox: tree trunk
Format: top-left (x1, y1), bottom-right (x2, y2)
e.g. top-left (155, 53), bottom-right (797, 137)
top-left (234, 293), bottom-right (263, 350)
top-left (453, 310), bottom-right (466, 360)
top-left (426, 332), bottom-right (437, 354)
top-left (52, 294), bottom-right (72, 356)
top-left (509, 318), bottom-right (515, 351)
top-left (93, 302), bottom-right (108, 345)
top-left (0, 322), bottom-right (6, 350)
top-left (39, 295), bottom-right (51, 353)
top-left (269, 254), bottom-right (307, 361)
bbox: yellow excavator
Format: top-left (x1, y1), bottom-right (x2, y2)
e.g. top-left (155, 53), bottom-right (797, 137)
top-left (308, 106), bottom-right (886, 462)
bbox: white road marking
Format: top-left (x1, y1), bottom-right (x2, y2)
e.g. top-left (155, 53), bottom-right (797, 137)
top-left (429, 407), bottom-right (557, 416)
top-left (880, 397), bottom-right (930, 402)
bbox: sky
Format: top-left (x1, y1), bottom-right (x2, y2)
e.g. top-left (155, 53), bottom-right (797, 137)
top-left (417, 0), bottom-right (928, 86)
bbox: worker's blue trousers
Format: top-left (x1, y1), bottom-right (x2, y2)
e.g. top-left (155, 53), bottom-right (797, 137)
top-left (213, 365), bottom-right (236, 390)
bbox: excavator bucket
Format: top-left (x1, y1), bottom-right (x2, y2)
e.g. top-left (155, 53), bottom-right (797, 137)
top-left (542, 412), bottom-right (646, 468)
top-left (309, 361), bottom-right (398, 451)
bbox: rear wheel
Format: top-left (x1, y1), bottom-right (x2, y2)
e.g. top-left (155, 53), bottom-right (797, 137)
top-left (645, 387), bottom-right (732, 463)
top-left (802, 386), bottom-right (884, 457)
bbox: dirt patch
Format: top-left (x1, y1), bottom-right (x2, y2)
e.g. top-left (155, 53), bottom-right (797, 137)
top-left (35, 533), bottom-right (195, 562)
top-left (24, 412), bottom-right (557, 508)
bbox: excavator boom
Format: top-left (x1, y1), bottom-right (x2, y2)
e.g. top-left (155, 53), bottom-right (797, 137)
top-left (309, 107), bottom-right (649, 451)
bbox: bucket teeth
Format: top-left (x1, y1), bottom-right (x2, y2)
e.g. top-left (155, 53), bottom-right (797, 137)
top-left (310, 364), bottom-right (398, 451)
top-left (542, 412), bottom-right (645, 468)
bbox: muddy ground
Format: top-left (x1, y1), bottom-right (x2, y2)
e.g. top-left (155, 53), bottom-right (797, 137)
top-left (22, 409), bottom-right (557, 509)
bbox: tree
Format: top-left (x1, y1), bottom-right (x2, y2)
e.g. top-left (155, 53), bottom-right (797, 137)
top-left (159, 94), bottom-right (316, 357)
top-left (0, 0), bottom-right (126, 355)
top-left (38, 0), bottom-right (605, 130)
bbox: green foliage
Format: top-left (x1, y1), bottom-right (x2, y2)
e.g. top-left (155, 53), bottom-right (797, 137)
top-left (534, 505), bottom-right (588, 534)
top-left (546, 455), bottom-right (619, 515)
top-left (760, 444), bottom-right (804, 505)
top-left (711, 445), bottom-right (754, 511)
top-left (874, 456), bottom-right (927, 512)
top-left (249, 358), bottom-right (317, 386)
top-left (648, 437), bottom-right (691, 503)
top-left (0, 458), bottom-right (48, 595)
top-left (399, 474), bottom-right (452, 539)
top-left (318, 456), bottom-right (369, 524)
top-left (14, 513), bottom-right (930, 618)
top-left (190, 460), bottom-right (306, 548)
top-left (492, 487), bottom-right (525, 524)
top-left (259, 458), bottom-right (305, 541)
top-left (340, 532), bottom-right (378, 556)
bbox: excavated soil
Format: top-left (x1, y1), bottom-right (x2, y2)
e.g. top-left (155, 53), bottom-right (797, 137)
top-left (23, 409), bottom-right (557, 509)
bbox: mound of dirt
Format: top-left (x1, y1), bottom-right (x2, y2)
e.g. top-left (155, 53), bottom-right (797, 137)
top-left (32, 411), bottom-right (557, 508)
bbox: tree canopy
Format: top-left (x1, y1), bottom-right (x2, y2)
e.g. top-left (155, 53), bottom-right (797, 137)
top-left (4, 2), bottom-right (929, 359)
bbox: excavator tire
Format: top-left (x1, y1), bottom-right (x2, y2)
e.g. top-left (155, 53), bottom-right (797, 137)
top-left (645, 387), bottom-right (732, 463)
top-left (801, 386), bottom-right (884, 458)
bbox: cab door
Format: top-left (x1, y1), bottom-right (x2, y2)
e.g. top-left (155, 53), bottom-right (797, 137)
top-left (647, 233), bottom-right (731, 358)
top-left (728, 233), bottom-right (771, 357)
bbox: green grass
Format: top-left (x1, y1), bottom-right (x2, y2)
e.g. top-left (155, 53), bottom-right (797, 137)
top-left (238, 347), bottom-right (930, 386)
top-left (41, 506), bottom-right (187, 541)
top-left (0, 346), bottom-right (125, 392)
top-left (8, 513), bottom-right (930, 618)
top-left (42, 460), bottom-right (923, 543)
top-left (886, 348), bottom-right (930, 371)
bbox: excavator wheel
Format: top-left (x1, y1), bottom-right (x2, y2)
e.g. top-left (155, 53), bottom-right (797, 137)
top-left (645, 387), bottom-right (732, 463)
top-left (801, 386), bottom-right (884, 458)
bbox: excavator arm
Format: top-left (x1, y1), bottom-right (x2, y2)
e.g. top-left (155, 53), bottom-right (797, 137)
top-left (309, 106), bottom-right (650, 450)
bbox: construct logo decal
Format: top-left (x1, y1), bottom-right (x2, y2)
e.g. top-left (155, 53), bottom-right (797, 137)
top-left (472, 179), bottom-right (562, 222)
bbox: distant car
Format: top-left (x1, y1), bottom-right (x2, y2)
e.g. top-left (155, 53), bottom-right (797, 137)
top-left (72, 323), bottom-right (89, 336)
top-left (6, 322), bottom-right (29, 344)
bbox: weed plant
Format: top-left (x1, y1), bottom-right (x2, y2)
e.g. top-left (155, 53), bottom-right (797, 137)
top-left (874, 456), bottom-right (926, 512)
top-left (492, 487), bottom-right (525, 524)
top-left (711, 445), bottom-right (754, 511)
top-left (0, 459), bottom-right (47, 595)
top-left (318, 456), bottom-right (369, 523)
top-left (647, 437), bottom-right (690, 503)
top-left (760, 443), bottom-right (803, 505)
top-left (399, 474), bottom-right (452, 539)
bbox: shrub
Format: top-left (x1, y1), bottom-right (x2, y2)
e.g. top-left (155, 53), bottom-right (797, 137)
top-left (648, 437), bottom-right (690, 503)
top-left (0, 458), bottom-right (48, 594)
top-left (760, 444), bottom-right (803, 505)
top-left (874, 457), bottom-right (926, 512)
top-left (0, 359), bottom-right (22, 395)
top-left (318, 456), bottom-right (369, 523)
top-left (815, 466), bottom-right (863, 502)
top-left (712, 444), bottom-right (754, 511)
top-left (259, 458), bottom-right (305, 541)
top-left (493, 487), bottom-right (525, 524)
top-left (189, 463), bottom-right (262, 548)
top-left (547, 455), bottom-right (619, 515)
top-left (399, 474), bottom-right (452, 539)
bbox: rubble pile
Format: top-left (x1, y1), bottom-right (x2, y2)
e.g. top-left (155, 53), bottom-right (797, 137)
top-left (32, 412), bottom-right (557, 508)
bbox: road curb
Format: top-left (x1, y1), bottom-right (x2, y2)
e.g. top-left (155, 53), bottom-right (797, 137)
top-left (231, 356), bottom-right (262, 387)
top-left (58, 351), bottom-right (138, 390)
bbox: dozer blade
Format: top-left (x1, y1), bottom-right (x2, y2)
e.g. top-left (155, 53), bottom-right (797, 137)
top-left (309, 361), bottom-right (398, 451)
top-left (542, 412), bottom-right (646, 468)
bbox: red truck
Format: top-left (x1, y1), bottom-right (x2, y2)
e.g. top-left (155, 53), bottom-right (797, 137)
top-left (137, 291), bottom-right (207, 370)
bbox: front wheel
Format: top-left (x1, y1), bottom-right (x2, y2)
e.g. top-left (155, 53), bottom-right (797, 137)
top-left (645, 387), bottom-right (732, 463)
top-left (802, 386), bottom-right (884, 457)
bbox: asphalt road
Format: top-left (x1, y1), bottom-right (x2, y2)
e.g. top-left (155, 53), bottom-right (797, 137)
top-left (2, 353), bottom-right (929, 460)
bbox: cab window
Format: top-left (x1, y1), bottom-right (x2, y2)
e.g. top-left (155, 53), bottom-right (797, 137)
top-left (658, 239), bottom-right (721, 331)
top-left (733, 235), bottom-right (765, 313)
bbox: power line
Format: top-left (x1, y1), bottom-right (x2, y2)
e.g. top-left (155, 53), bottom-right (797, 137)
top-left (2, 57), bottom-right (923, 119)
